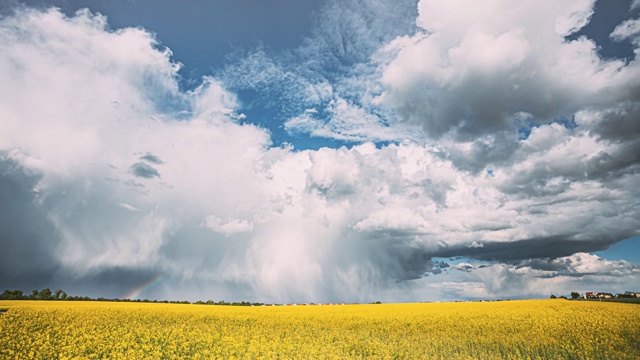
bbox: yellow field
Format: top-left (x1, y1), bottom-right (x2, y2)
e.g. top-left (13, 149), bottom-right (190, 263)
top-left (0, 299), bottom-right (638, 359)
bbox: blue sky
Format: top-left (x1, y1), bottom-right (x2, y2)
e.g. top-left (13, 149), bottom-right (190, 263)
top-left (1, 0), bottom-right (639, 302)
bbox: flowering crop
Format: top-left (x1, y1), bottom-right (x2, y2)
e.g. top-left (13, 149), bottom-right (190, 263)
top-left (1, 299), bottom-right (638, 359)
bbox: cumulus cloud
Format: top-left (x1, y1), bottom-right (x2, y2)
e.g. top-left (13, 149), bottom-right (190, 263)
top-left (0, 7), bottom-right (267, 295)
top-left (377, 0), bottom-right (630, 142)
top-left (1, 2), bottom-right (640, 303)
top-left (516, 253), bottom-right (639, 278)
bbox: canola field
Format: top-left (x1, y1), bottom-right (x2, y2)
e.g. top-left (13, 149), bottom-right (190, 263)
top-left (1, 299), bottom-right (639, 359)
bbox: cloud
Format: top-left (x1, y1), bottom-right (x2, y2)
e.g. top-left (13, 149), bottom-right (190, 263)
top-left (140, 153), bottom-right (163, 165)
top-left (611, 18), bottom-right (640, 45)
top-left (0, 7), bottom-right (267, 292)
top-left (425, 253), bottom-right (640, 300)
top-left (0, 153), bottom-right (62, 289)
top-left (284, 99), bottom-right (422, 143)
top-left (130, 162), bottom-right (160, 179)
top-left (516, 253), bottom-right (639, 278)
top-left (377, 0), bottom-right (626, 142)
top-left (203, 216), bottom-right (254, 236)
top-left (354, 207), bottom-right (430, 233)
top-left (1, 3), bottom-right (639, 303)
top-left (219, 0), bottom-right (423, 144)
top-left (453, 262), bottom-right (474, 272)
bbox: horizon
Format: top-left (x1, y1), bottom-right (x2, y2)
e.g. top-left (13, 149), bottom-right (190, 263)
top-left (1, 0), bottom-right (639, 304)
top-left (6, 286), bottom-right (638, 304)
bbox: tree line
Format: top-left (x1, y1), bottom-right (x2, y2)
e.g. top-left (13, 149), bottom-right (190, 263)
top-left (0, 288), bottom-right (266, 306)
top-left (2, 288), bottom-right (70, 300)
top-left (1, 288), bottom-right (190, 303)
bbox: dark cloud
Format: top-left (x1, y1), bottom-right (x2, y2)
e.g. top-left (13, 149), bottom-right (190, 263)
top-left (444, 131), bottom-right (522, 173)
top-left (586, 142), bottom-right (640, 180)
top-left (54, 266), bottom-right (165, 300)
top-left (0, 156), bottom-right (61, 290)
top-left (592, 102), bottom-right (640, 142)
top-left (140, 153), bottom-right (163, 165)
top-left (130, 162), bottom-right (160, 179)
top-left (516, 257), bottom-right (582, 274)
top-left (432, 234), bottom-right (630, 263)
top-left (334, 232), bottom-right (449, 283)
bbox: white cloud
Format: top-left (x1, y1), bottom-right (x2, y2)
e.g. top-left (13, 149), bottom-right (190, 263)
top-left (119, 203), bottom-right (140, 212)
top-left (0, 7), bottom-right (269, 274)
top-left (453, 262), bottom-right (474, 272)
top-left (611, 18), bottom-right (640, 45)
top-left (553, 253), bottom-right (639, 277)
top-left (376, 0), bottom-right (634, 143)
top-left (354, 207), bottom-right (429, 233)
top-left (219, 0), bottom-right (423, 144)
top-left (0, 8), bottom-right (184, 172)
top-left (285, 98), bottom-right (424, 142)
top-left (204, 216), bottom-right (254, 236)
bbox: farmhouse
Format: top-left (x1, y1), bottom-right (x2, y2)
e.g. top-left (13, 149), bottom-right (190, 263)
top-left (585, 292), bottom-right (613, 299)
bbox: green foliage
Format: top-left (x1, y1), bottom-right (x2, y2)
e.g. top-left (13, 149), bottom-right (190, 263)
top-left (37, 288), bottom-right (53, 300)
top-left (54, 289), bottom-right (67, 300)
top-left (1, 289), bottom-right (25, 300)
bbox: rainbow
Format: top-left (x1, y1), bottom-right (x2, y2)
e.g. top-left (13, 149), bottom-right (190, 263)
top-left (125, 273), bottom-right (167, 300)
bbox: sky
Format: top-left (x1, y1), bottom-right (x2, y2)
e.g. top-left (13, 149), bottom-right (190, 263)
top-left (0, 0), bottom-right (639, 303)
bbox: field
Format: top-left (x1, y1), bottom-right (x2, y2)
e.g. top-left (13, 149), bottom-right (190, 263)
top-left (1, 300), bottom-right (639, 359)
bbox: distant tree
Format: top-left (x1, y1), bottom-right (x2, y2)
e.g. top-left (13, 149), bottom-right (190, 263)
top-left (30, 290), bottom-right (39, 299)
top-left (550, 294), bottom-right (557, 299)
top-left (38, 288), bottom-right (53, 300)
top-left (54, 289), bottom-right (65, 300)
top-left (0, 290), bottom-right (25, 300)
top-left (1, 289), bottom-right (25, 300)
top-left (570, 292), bottom-right (580, 300)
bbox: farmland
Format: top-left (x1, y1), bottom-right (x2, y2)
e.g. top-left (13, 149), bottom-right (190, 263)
top-left (1, 300), bottom-right (638, 359)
